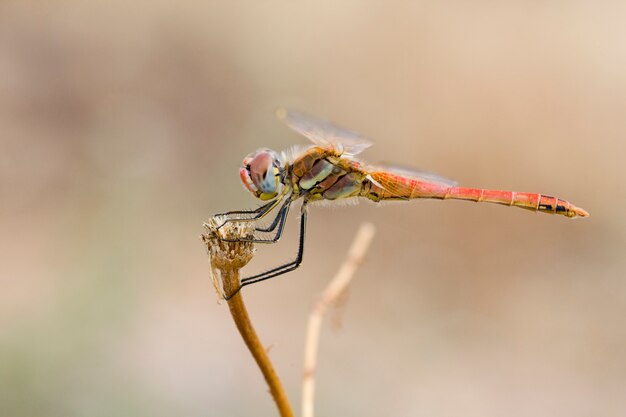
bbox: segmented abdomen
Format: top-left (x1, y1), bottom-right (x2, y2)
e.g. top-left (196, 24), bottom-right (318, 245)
top-left (366, 171), bottom-right (589, 218)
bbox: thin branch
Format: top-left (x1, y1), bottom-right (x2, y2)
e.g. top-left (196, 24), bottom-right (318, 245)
top-left (301, 222), bottom-right (376, 417)
top-left (202, 219), bottom-right (294, 417)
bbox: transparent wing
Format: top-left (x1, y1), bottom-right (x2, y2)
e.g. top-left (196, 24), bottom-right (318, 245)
top-left (369, 164), bottom-right (458, 189)
top-left (276, 107), bottom-right (373, 156)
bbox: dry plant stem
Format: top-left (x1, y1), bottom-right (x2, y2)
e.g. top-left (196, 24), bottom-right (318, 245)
top-left (203, 220), bottom-right (294, 417)
top-left (222, 270), bottom-right (294, 417)
top-left (301, 223), bottom-right (376, 417)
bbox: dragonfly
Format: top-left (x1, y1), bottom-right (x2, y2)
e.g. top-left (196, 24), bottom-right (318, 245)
top-left (215, 108), bottom-right (589, 298)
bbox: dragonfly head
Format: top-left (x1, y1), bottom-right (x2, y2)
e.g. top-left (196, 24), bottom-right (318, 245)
top-left (240, 149), bottom-right (285, 200)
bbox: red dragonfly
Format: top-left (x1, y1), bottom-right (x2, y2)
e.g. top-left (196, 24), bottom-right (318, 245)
top-left (215, 108), bottom-right (588, 296)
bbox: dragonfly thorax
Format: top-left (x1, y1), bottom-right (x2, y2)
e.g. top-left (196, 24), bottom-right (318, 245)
top-left (240, 149), bottom-right (285, 200)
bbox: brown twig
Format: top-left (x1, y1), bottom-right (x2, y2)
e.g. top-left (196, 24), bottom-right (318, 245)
top-left (202, 219), bottom-right (294, 417)
top-left (301, 222), bottom-right (376, 417)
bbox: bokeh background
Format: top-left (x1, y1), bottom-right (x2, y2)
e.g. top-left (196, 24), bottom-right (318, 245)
top-left (1, 2), bottom-right (625, 416)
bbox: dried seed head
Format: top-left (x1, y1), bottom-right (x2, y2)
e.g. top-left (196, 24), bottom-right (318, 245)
top-left (201, 217), bottom-right (256, 300)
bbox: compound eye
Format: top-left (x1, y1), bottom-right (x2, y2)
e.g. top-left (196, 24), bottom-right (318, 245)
top-left (248, 152), bottom-right (274, 191)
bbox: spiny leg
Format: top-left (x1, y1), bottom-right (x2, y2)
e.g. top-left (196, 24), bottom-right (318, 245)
top-left (240, 203), bottom-right (307, 284)
top-left (215, 198), bottom-right (282, 230)
top-left (222, 199), bottom-right (292, 244)
top-left (225, 202), bottom-right (308, 300)
top-left (214, 200), bottom-right (275, 219)
top-left (256, 198), bottom-right (291, 233)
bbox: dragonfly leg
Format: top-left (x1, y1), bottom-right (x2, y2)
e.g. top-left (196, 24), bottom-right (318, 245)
top-left (221, 199), bottom-right (291, 244)
top-left (225, 202), bottom-right (308, 300)
top-left (214, 200), bottom-right (275, 219)
top-left (215, 198), bottom-right (282, 230)
top-left (255, 199), bottom-right (291, 233)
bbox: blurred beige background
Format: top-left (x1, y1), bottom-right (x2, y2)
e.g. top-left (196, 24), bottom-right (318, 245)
top-left (1, 1), bottom-right (625, 416)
